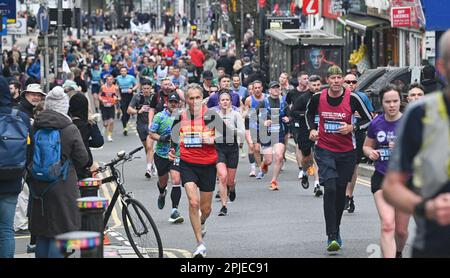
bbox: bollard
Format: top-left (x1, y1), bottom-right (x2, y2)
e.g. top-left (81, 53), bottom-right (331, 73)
top-left (77, 178), bottom-right (102, 197)
top-left (77, 197), bottom-right (109, 258)
top-left (55, 231), bottom-right (101, 258)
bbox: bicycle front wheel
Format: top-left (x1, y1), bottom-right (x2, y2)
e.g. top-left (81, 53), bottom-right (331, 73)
top-left (122, 198), bottom-right (163, 258)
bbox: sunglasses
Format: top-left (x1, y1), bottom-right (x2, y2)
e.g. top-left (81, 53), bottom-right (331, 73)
top-left (345, 80), bottom-right (358, 84)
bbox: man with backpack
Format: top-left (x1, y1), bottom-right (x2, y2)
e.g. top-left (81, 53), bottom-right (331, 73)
top-left (28, 87), bottom-right (89, 258)
top-left (0, 76), bottom-right (31, 258)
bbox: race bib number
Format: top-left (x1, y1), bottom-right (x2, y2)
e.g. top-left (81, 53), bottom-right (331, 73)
top-left (269, 123), bottom-right (281, 133)
top-left (324, 120), bottom-right (343, 133)
top-left (188, 72), bottom-right (194, 78)
top-left (121, 88), bottom-right (129, 93)
top-left (184, 133), bottom-right (202, 148)
top-left (378, 147), bottom-right (392, 161)
top-left (294, 122), bottom-right (300, 128)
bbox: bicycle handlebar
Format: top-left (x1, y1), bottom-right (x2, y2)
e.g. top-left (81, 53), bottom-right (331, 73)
top-left (97, 146), bottom-right (144, 171)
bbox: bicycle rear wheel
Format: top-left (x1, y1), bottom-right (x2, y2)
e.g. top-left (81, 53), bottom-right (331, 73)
top-left (122, 198), bottom-right (163, 258)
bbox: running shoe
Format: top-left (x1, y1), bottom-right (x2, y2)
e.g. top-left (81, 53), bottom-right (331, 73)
top-left (26, 244), bottom-right (36, 254)
top-left (168, 210), bottom-right (184, 224)
top-left (157, 189), bottom-right (167, 210)
top-left (301, 174), bottom-right (309, 189)
top-left (337, 231), bottom-right (343, 248)
top-left (215, 191), bottom-right (220, 199)
top-left (218, 206), bottom-right (228, 216)
top-left (151, 165), bottom-right (158, 177)
top-left (193, 243), bottom-right (207, 258)
top-left (229, 189), bottom-right (236, 202)
top-left (123, 125), bottom-right (128, 136)
top-left (327, 239), bottom-right (341, 252)
top-left (298, 171), bottom-right (303, 179)
top-left (344, 196), bottom-right (350, 211)
top-left (107, 135), bottom-right (113, 142)
top-left (348, 197), bottom-right (355, 213)
top-left (269, 181), bottom-right (279, 191)
top-left (314, 185), bottom-right (323, 197)
top-left (145, 170), bottom-right (152, 179)
top-left (249, 170), bottom-right (256, 177)
top-left (256, 171), bottom-right (264, 179)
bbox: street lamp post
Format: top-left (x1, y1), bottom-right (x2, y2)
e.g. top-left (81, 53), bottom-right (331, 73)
top-left (57, 0), bottom-right (64, 83)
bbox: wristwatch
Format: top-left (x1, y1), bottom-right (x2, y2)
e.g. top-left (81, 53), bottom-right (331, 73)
top-left (414, 200), bottom-right (427, 217)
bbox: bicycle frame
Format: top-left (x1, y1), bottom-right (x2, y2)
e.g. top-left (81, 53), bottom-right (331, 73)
top-left (101, 163), bottom-right (150, 237)
top-left (102, 164), bottom-right (127, 229)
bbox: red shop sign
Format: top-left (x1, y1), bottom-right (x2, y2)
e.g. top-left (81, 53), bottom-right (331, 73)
top-left (391, 7), bottom-right (412, 27)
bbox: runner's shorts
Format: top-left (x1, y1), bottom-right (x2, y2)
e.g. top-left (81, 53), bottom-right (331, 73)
top-left (180, 160), bottom-right (217, 192)
top-left (314, 146), bottom-right (356, 185)
top-left (370, 170), bottom-right (384, 194)
top-left (154, 154), bottom-right (180, 177)
top-left (216, 143), bottom-right (239, 169)
top-left (91, 83), bottom-right (100, 94)
top-left (100, 106), bottom-right (115, 121)
top-left (136, 123), bottom-right (149, 142)
top-left (296, 129), bottom-right (315, 157)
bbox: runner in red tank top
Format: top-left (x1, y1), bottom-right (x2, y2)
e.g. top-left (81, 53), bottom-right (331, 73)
top-left (168, 83), bottom-right (222, 258)
top-left (305, 65), bottom-right (372, 253)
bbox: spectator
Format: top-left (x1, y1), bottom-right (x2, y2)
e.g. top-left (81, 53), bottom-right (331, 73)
top-left (0, 76), bottom-right (31, 258)
top-left (29, 87), bottom-right (89, 258)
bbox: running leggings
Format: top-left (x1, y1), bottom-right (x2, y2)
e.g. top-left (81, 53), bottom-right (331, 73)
top-left (323, 176), bottom-right (348, 238)
top-left (315, 147), bottom-right (356, 238)
top-left (120, 93), bottom-right (133, 128)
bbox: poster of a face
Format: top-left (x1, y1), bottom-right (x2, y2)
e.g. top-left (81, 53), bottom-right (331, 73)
top-left (298, 47), bottom-right (342, 79)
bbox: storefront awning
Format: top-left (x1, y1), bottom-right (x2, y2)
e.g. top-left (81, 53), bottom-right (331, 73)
top-left (339, 14), bottom-right (389, 32)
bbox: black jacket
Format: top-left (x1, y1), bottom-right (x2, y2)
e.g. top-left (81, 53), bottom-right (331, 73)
top-left (18, 97), bottom-right (35, 119)
top-left (216, 56), bottom-right (234, 76)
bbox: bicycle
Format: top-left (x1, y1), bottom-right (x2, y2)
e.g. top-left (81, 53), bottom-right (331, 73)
top-left (94, 146), bottom-right (163, 258)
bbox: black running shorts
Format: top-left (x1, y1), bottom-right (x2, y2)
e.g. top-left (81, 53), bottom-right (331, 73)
top-left (370, 170), bottom-right (384, 194)
top-left (154, 154), bottom-right (181, 177)
top-left (180, 160), bottom-right (217, 192)
top-left (216, 143), bottom-right (239, 169)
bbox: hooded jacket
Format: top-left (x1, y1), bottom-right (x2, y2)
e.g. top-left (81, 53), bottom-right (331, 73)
top-left (69, 92), bottom-right (104, 178)
top-left (0, 76), bottom-right (31, 195)
top-left (29, 109), bottom-right (89, 237)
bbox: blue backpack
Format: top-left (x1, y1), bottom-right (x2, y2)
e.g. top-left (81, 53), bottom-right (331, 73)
top-left (0, 109), bottom-right (28, 180)
top-left (31, 129), bottom-right (69, 184)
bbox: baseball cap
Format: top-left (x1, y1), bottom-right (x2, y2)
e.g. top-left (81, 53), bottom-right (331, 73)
top-left (327, 65), bottom-right (343, 77)
top-left (168, 92), bottom-right (180, 102)
top-left (203, 70), bottom-right (213, 80)
top-left (21, 83), bottom-right (46, 96)
top-left (269, 81), bottom-right (280, 88)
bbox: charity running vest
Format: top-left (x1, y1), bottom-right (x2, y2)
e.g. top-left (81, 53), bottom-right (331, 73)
top-left (317, 88), bottom-right (354, 153)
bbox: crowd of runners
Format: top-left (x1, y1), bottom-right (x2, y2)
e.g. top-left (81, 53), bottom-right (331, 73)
top-left (1, 28), bottom-right (450, 259)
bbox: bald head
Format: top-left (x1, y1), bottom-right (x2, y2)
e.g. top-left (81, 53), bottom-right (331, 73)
top-left (439, 29), bottom-right (450, 60)
top-left (437, 30), bottom-right (450, 86)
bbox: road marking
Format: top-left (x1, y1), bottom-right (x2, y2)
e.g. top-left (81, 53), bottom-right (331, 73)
top-left (98, 170), bottom-right (122, 229)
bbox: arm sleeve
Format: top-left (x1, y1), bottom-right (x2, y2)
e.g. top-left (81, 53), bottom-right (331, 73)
top-left (305, 93), bottom-right (320, 130)
top-left (351, 93), bottom-right (373, 130)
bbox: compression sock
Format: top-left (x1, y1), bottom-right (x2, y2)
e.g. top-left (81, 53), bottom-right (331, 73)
top-left (248, 153), bottom-right (255, 164)
top-left (157, 181), bottom-right (166, 195)
top-left (171, 185), bottom-right (182, 209)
